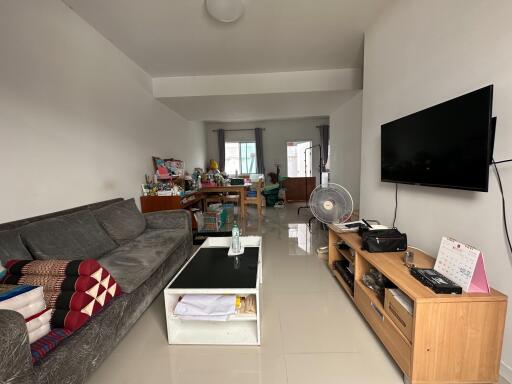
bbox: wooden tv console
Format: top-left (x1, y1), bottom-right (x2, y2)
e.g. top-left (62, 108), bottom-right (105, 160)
top-left (328, 228), bottom-right (507, 384)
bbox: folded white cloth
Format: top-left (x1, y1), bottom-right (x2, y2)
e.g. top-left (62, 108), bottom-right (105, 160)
top-left (174, 295), bottom-right (236, 319)
top-left (0, 262), bottom-right (5, 279)
top-left (0, 286), bottom-right (44, 311)
top-left (26, 309), bottom-right (52, 333)
top-left (15, 298), bottom-right (46, 319)
top-left (28, 322), bottom-right (51, 344)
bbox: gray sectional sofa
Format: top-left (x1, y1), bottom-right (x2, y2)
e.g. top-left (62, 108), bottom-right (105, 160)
top-left (0, 198), bottom-right (193, 384)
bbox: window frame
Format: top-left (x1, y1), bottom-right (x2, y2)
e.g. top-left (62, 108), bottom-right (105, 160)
top-left (225, 141), bottom-right (257, 175)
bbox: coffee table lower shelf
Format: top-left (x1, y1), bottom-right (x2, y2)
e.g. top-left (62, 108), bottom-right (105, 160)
top-left (164, 289), bottom-right (260, 345)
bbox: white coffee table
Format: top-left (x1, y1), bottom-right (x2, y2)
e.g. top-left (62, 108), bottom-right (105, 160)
top-left (164, 236), bottom-right (262, 345)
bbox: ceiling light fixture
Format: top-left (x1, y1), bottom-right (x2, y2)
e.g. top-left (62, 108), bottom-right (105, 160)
top-left (205, 0), bottom-right (245, 23)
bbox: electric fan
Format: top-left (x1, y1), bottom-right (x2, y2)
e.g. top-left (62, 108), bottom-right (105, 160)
top-left (309, 183), bottom-right (353, 225)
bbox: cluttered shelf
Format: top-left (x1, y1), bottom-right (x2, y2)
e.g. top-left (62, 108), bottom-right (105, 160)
top-left (336, 246), bottom-right (355, 264)
top-left (354, 276), bottom-right (414, 350)
top-left (181, 192), bottom-right (204, 208)
top-left (332, 268), bottom-right (354, 299)
top-left (167, 294), bottom-right (257, 322)
top-left (331, 229), bottom-right (507, 302)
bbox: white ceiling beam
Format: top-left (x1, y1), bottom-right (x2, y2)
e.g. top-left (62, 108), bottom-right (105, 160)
top-left (158, 91), bottom-right (358, 122)
top-left (152, 68), bottom-right (362, 98)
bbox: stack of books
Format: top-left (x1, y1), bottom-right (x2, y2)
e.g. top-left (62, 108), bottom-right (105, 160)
top-left (0, 284), bottom-right (51, 343)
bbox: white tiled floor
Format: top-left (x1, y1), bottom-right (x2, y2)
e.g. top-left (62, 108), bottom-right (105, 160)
top-left (86, 204), bottom-right (407, 383)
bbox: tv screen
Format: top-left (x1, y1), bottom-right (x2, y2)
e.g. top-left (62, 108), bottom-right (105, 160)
top-left (381, 85), bottom-right (493, 192)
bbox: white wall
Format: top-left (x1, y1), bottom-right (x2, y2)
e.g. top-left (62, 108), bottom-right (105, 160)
top-left (329, 91), bottom-right (362, 208)
top-left (361, 1), bottom-right (512, 379)
top-left (205, 117), bottom-right (329, 182)
top-left (0, 0), bottom-right (206, 223)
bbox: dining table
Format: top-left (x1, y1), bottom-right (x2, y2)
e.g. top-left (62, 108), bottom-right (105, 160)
top-left (200, 183), bottom-right (252, 218)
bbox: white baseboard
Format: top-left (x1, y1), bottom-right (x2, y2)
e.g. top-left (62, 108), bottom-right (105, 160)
top-left (502, 360), bottom-right (512, 383)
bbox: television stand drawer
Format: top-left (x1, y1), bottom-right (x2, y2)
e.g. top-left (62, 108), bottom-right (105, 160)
top-left (354, 280), bottom-right (411, 376)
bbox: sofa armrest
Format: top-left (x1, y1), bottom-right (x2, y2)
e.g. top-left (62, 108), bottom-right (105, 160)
top-left (144, 210), bottom-right (192, 232)
top-left (0, 309), bottom-right (34, 383)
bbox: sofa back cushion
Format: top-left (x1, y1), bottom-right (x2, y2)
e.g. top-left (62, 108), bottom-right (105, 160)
top-left (0, 230), bottom-right (33, 264)
top-left (21, 210), bottom-right (118, 260)
top-left (93, 199), bottom-right (146, 245)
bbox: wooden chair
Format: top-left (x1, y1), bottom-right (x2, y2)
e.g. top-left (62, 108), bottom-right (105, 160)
top-left (204, 194), bottom-right (223, 210)
top-left (223, 193), bottom-right (241, 207)
top-left (244, 180), bottom-right (264, 217)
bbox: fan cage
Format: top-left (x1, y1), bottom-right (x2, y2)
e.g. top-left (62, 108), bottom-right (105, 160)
top-left (308, 183), bottom-right (354, 225)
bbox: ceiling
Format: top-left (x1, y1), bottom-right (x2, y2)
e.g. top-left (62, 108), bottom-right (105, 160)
top-left (63, 0), bottom-right (389, 77)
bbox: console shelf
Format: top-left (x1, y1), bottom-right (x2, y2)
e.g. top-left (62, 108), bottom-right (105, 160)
top-left (336, 247), bottom-right (355, 263)
top-left (332, 268), bottom-right (354, 299)
top-left (328, 228), bottom-right (507, 384)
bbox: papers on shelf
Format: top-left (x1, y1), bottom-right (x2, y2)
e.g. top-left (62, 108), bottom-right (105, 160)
top-left (388, 288), bottom-right (413, 315)
top-left (174, 294), bottom-right (236, 321)
top-left (332, 220), bottom-right (388, 233)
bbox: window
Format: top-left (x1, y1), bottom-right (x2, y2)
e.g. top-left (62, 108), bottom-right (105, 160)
top-left (225, 142), bottom-right (257, 175)
top-left (287, 141), bottom-right (312, 177)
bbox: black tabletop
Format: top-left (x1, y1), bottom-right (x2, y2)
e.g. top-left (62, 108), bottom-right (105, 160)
top-left (169, 247), bottom-right (259, 289)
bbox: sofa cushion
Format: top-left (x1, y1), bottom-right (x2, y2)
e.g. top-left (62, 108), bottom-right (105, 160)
top-left (21, 210), bottom-right (118, 261)
top-left (98, 229), bottom-right (188, 293)
top-left (93, 199), bottom-right (146, 245)
top-left (0, 230), bottom-right (33, 264)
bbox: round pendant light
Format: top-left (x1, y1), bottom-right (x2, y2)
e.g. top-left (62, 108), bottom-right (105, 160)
top-left (205, 0), bottom-right (245, 23)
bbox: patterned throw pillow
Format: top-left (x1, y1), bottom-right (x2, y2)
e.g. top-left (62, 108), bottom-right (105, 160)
top-left (4, 259), bottom-right (122, 364)
top-left (4, 259), bottom-right (122, 333)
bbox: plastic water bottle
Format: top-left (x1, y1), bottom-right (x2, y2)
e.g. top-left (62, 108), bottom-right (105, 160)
top-left (232, 221), bottom-right (240, 254)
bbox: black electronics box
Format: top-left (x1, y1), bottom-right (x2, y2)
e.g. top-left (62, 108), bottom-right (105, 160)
top-left (410, 268), bottom-right (462, 294)
top-left (230, 178), bottom-right (245, 185)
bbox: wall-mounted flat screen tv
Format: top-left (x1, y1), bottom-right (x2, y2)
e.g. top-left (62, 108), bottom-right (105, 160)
top-left (381, 85), bottom-right (494, 192)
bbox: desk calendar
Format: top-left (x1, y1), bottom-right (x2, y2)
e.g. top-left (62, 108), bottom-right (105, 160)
top-left (434, 237), bottom-right (490, 293)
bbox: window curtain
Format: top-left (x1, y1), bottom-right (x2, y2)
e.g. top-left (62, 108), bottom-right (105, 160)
top-left (217, 129), bottom-right (225, 171)
top-left (254, 127), bottom-right (265, 175)
top-left (318, 125), bottom-right (330, 171)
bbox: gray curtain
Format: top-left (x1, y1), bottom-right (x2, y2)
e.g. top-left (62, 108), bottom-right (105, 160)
top-left (318, 125), bottom-right (330, 171)
top-left (254, 127), bottom-right (265, 174)
top-left (217, 129), bottom-right (225, 171)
